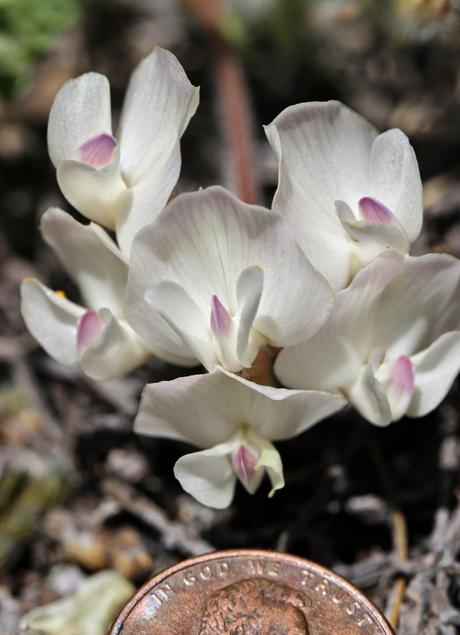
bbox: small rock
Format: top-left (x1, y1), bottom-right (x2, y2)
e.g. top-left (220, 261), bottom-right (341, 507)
top-left (111, 527), bottom-right (154, 581)
top-left (47, 565), bottom-right (86, 597)
top-left (106, 448), bottom-right (149, 483)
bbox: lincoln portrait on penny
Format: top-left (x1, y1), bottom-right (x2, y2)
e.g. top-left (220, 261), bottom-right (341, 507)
top-left (198, 577), bottom-right (310, 635)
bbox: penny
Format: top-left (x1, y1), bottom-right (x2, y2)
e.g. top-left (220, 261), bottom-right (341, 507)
top-left (109, 549), bottom-right (395, 634)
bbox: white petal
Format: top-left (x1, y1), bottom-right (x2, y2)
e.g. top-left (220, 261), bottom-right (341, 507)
top-left (408, 332), bottom-right (460, 417)
top-left (41, 208), bottom-right (127, 316)
top-left (151, 280), bottom-right (216, 369)
top-left (134, 371), bottom-right (238, 447)
top-left (325, 252), bottom-right (460, 359)
top-left (265, 101), bottom-right (378, 290)
top-left (118, 47), bottom-right (199, 185)
top-left (48, 73), bottom-right (112, 167)
top-left (275, 331), bottom-right (362, 393)
top-left (78, 309), bottom-right (150, 381)
top-left (115, 48), bottom-right (199, 255)
top-left (254, 437), bottom-right (285, 497)
top-left (336, 200), bottom-right (409, 270)
top-left (20, 279), bottom-right (84, 365)
top-left (236, 265), bottom-right (264, 365)
top-left (275, 251), bottom-right (406, 391)
top-left (376, 254), bottom-right (460, 358)
top-left (174, 445), bottom-right (236, 509)
top-left (129, 279), bottom-right (205, 368)
top-left (370, 129), bottom-right (423, 242)
top-left (348, 349), bottom-right (393, 426)
top-left (115, 153), bottom-right (178, 256)
top-left (219, 368), bottom-right (347, 440)
top-left (126, 186), bottom-right (333, 363)
top-left (126, 331), bottom-right (198, 368)
top-left (56, 146), bottom-right (126, 229)
top-left (134, 368), bottom-right (346, 448)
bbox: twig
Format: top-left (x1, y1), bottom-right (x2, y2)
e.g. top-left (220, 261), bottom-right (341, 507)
top-left (101, 478), bottom-right (215, 557)
top-left (386, 508), bottom-right (409, 629)
top-left (368, 442), bottom-right (409, 629)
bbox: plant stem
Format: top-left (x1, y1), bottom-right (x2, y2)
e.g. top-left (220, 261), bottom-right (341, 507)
top-left (387, 508), bottom-right (408, 629)
top-left (184, 0), bottom-right (259, 204)
top-left (369, 442), bottom-right (409, 630)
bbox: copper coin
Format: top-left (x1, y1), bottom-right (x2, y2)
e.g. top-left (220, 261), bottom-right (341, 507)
top-left (109, 549), bottom-right (394, 634)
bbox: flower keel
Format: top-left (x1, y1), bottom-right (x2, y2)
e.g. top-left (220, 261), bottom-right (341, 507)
top-left (210, 295), bottom-right (232, 337)
top-left (358, 196), bottom-right (394, 224)
top-left (76, 133), bottom-right (117, 168)
top-left (232, 442), bottom-right (259, 493)
top-left (76, 311), bottom-right (104, 352)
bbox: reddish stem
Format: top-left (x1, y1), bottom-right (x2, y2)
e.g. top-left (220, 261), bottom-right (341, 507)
top-left (184, 0), bottom-right (259, 204)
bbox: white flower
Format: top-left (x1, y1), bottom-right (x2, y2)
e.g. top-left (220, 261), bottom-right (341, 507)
top-left (47, 46), bottom-right (199, 256)
top-left (134, 368), bottom-right (346, 508)
top-left (126, 186), bottom-right (333, 372)
top-left (275, 251), bottom-right (460, 426)
top-left (265, 101), bottom-right (423, 291)
top-left (20, 208), bottom-right (187, 381)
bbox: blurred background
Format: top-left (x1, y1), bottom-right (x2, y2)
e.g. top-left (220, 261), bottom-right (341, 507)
top-left (1, 1), bottom-right (459, 634)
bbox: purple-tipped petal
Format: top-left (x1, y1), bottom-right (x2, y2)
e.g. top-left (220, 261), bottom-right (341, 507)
top-left (232, 444), bottom-right (258, 490)
top-left (77, 133), bottom-right (117, 168)
top-left (76, 311), bottom-right (104, 352)
top-left (210, 295), bottom-right (232, 337)
top-left (389, 355), bottom-right (415, 394)
top-left (47, 73), bottom-right (111, 168)
top-left (359, 197), bottom-right (394, 224)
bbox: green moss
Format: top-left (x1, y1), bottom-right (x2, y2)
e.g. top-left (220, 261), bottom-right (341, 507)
top-left (0, 0), bottom-right (89, 99)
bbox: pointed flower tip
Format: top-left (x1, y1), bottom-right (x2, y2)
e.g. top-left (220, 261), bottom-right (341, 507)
top-left (390, 355), bottom-right (415, 394)
top-left (77, 133), bottom-right (117, 168)
top-left (232, 444), bottom-right (258, 490)
top-left (76, 310), bottom-right (104, 352)
top-left (210, 295), bottom-right (232, 336)
top-left (359, 197), bottom-right (394, 224)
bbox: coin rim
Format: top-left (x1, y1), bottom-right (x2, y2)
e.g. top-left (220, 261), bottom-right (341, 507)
top-left (109, 548), bottom-right (395, 634)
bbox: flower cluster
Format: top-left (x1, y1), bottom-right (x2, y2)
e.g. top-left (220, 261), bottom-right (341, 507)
top-left (21, 48), bottom-right (460, 508)
top-left (21, 48), bottom-right (199, 380)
